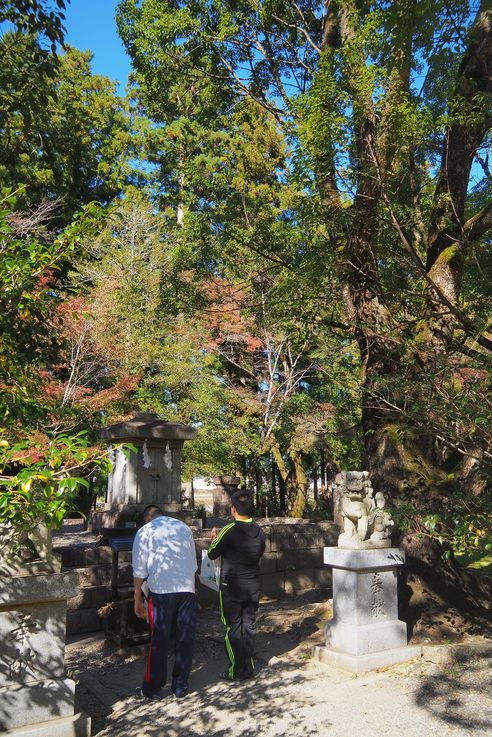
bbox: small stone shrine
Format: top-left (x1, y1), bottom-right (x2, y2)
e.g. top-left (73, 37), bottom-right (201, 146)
top-left (90, 412), bottom-right (196, 530)
top-left (314, 471), bottom-right (421, 672)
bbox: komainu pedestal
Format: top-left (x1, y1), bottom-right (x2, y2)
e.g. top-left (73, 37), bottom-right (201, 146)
top-left (313, 547), bottom-right (421, 673)
top-left (0, 569), bottom-right (90, 736)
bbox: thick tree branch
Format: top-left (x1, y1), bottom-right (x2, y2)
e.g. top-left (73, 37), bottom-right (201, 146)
top-left (463, 200), bottom-right (492, 242)
top-left (427, 1), bottom-right (492, 269)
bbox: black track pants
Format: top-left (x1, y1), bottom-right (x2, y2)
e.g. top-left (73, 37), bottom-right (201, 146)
top-left (219, 589), bottom-right (258, 680)
top-left (143, 591), bottom-right (196, 697)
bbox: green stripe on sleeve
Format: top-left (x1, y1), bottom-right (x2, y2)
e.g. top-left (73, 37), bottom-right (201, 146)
top-left (208, 522), bottom-right (235, 552)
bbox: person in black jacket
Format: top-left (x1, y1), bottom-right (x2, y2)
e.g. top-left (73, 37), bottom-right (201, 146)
top-left (208, 490), bottom-right (266, 681)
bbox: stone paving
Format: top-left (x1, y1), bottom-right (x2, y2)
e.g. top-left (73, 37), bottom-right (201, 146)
top-left (65, 596), bottom-right (492, 737)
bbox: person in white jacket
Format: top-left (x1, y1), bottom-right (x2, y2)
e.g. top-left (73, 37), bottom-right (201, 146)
top-left (132, 505), bottom-right (197, 700)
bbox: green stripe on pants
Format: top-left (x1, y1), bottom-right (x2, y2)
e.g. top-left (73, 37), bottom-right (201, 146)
top-left (219, 590), bottom-right (235, 679)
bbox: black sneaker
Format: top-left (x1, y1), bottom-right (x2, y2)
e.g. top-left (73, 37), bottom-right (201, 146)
top-left (170, 687), bottom-right (189, 699)
top-left (135, 686), bottom-right (163, 701)
top-left (219, 670), bottom-right (235, 681)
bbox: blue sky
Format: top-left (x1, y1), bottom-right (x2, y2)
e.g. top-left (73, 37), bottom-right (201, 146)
top-left (64, 0), bottom-right (131, 93)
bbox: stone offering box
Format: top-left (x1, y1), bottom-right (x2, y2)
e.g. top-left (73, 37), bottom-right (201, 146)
top-left (90, 413), bottom-right (196, 531)
top-left (0, 568), bottom-right (90, 737)
top-left (314, 547), bottom-right (421, 672)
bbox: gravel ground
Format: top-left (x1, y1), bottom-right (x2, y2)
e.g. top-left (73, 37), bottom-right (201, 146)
top-left (65, 595), bottom-right (492, 737)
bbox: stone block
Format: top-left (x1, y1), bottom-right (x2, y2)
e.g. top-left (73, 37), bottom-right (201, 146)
top-left (66, 586), bottom-right (108, 613)
top-left (284, 568), bottom-right (316, 596)
top-left (53, 547), bottom-right (76, 568)
top-left (259, 553), bottom-right (277, 574)
top-left (313, 644), bottom-right (422, 673)
top-left (66, 609), bottom-right (101, 636)
top-left (83, 547), bottom-right (112, 566)
top-left (332, 567), bottom-right (399, 626)
top-left (260, 572), bottom-right (285, 599)
top-left (325, 618), bottom-right (408, 656)
top-left (270, 523), bottom-right (338, 552)
top-left (313, 567), bottom-right (332, 589)
top-left (0, 678), bottom-right (75, 730)
top-left (0, 601), bottom-right (67, 687)
top-left (323, 546), bottom-right (405, 571)
top-left (0, 572), bottom-right (79, 608)
top-left (193, 538), bottom-right (211, 558)
top-left (4, 712), bottom-right (91, 737)
top-left (196, 580), bottom-right (219, 607)
top-left (276, 548), bottom-right (324, 571)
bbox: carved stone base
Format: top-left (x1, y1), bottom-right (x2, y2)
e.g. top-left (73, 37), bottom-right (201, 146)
top-left (325, 619), bottom-right (407, 655)
top-left (313, 644), bottom-right (422, 673)
top-left (317, 547), bottom-right (419, 673)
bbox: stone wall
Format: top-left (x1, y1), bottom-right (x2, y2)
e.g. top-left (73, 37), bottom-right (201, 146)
top-left (55, 519), bottom-right (339, 635)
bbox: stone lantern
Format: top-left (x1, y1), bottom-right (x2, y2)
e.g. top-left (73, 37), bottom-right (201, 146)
top-left (90, 413), bottom-right (196, 531)
top-left (212, 475), bottom-right (241, 518)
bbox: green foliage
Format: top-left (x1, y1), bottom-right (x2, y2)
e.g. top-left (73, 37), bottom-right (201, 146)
top-left (391, 490), bottom-right (492, 558)
top-left (0, 433), bottom-right (109, 536)
top-left (0, 40), bottom-right (142, 221)
top-left (0, 189), bottom-right (104, 425)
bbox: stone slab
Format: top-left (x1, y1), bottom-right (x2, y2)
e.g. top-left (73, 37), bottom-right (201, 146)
top-left (101, 415), bottom-right (196, 441)
top-left (0, 677), bottom-right (75, 730)
top-left (313, 644), bottom-right (422, 673)
top-left (323, 547), bottom-right (405, 571)
top-left (4, 713), bottom-right (91, 737)
top-left (0, 572), bottom-right (79, 607)
top-left (325, 618), bottom-right (408, 656)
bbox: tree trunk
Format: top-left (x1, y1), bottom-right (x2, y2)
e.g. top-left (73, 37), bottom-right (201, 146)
top-left (290, 454), bottom-right (309, 518)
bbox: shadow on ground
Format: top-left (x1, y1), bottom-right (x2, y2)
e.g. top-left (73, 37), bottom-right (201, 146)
top-left (66, 592), bottom-right (492, 737)
top-left (413, 646), bottom-right (492, 732)
top-left (67, 592), bottom-right (328, 735)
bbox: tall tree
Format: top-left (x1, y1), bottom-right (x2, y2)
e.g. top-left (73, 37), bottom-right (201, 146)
top-left (0, 38), bottom-right (142, 222)
top-left (116, 0), bottom-right (492, 496)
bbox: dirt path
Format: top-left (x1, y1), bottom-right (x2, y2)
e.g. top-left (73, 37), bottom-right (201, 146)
top-left (66, 596), bottom-right (492, 737)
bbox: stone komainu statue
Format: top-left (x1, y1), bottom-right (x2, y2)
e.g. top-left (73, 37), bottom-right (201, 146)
top-left (334, 471), bottom-right (394, 549)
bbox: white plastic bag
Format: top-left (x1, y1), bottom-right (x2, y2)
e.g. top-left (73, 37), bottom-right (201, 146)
top-left (199, 549), bottom-right (221, 591)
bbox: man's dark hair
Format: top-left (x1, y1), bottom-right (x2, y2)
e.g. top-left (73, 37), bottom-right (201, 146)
top-left (231, 491), bottom-right (252, 517)
top-left (143, 504), bottom-right (163, 522)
